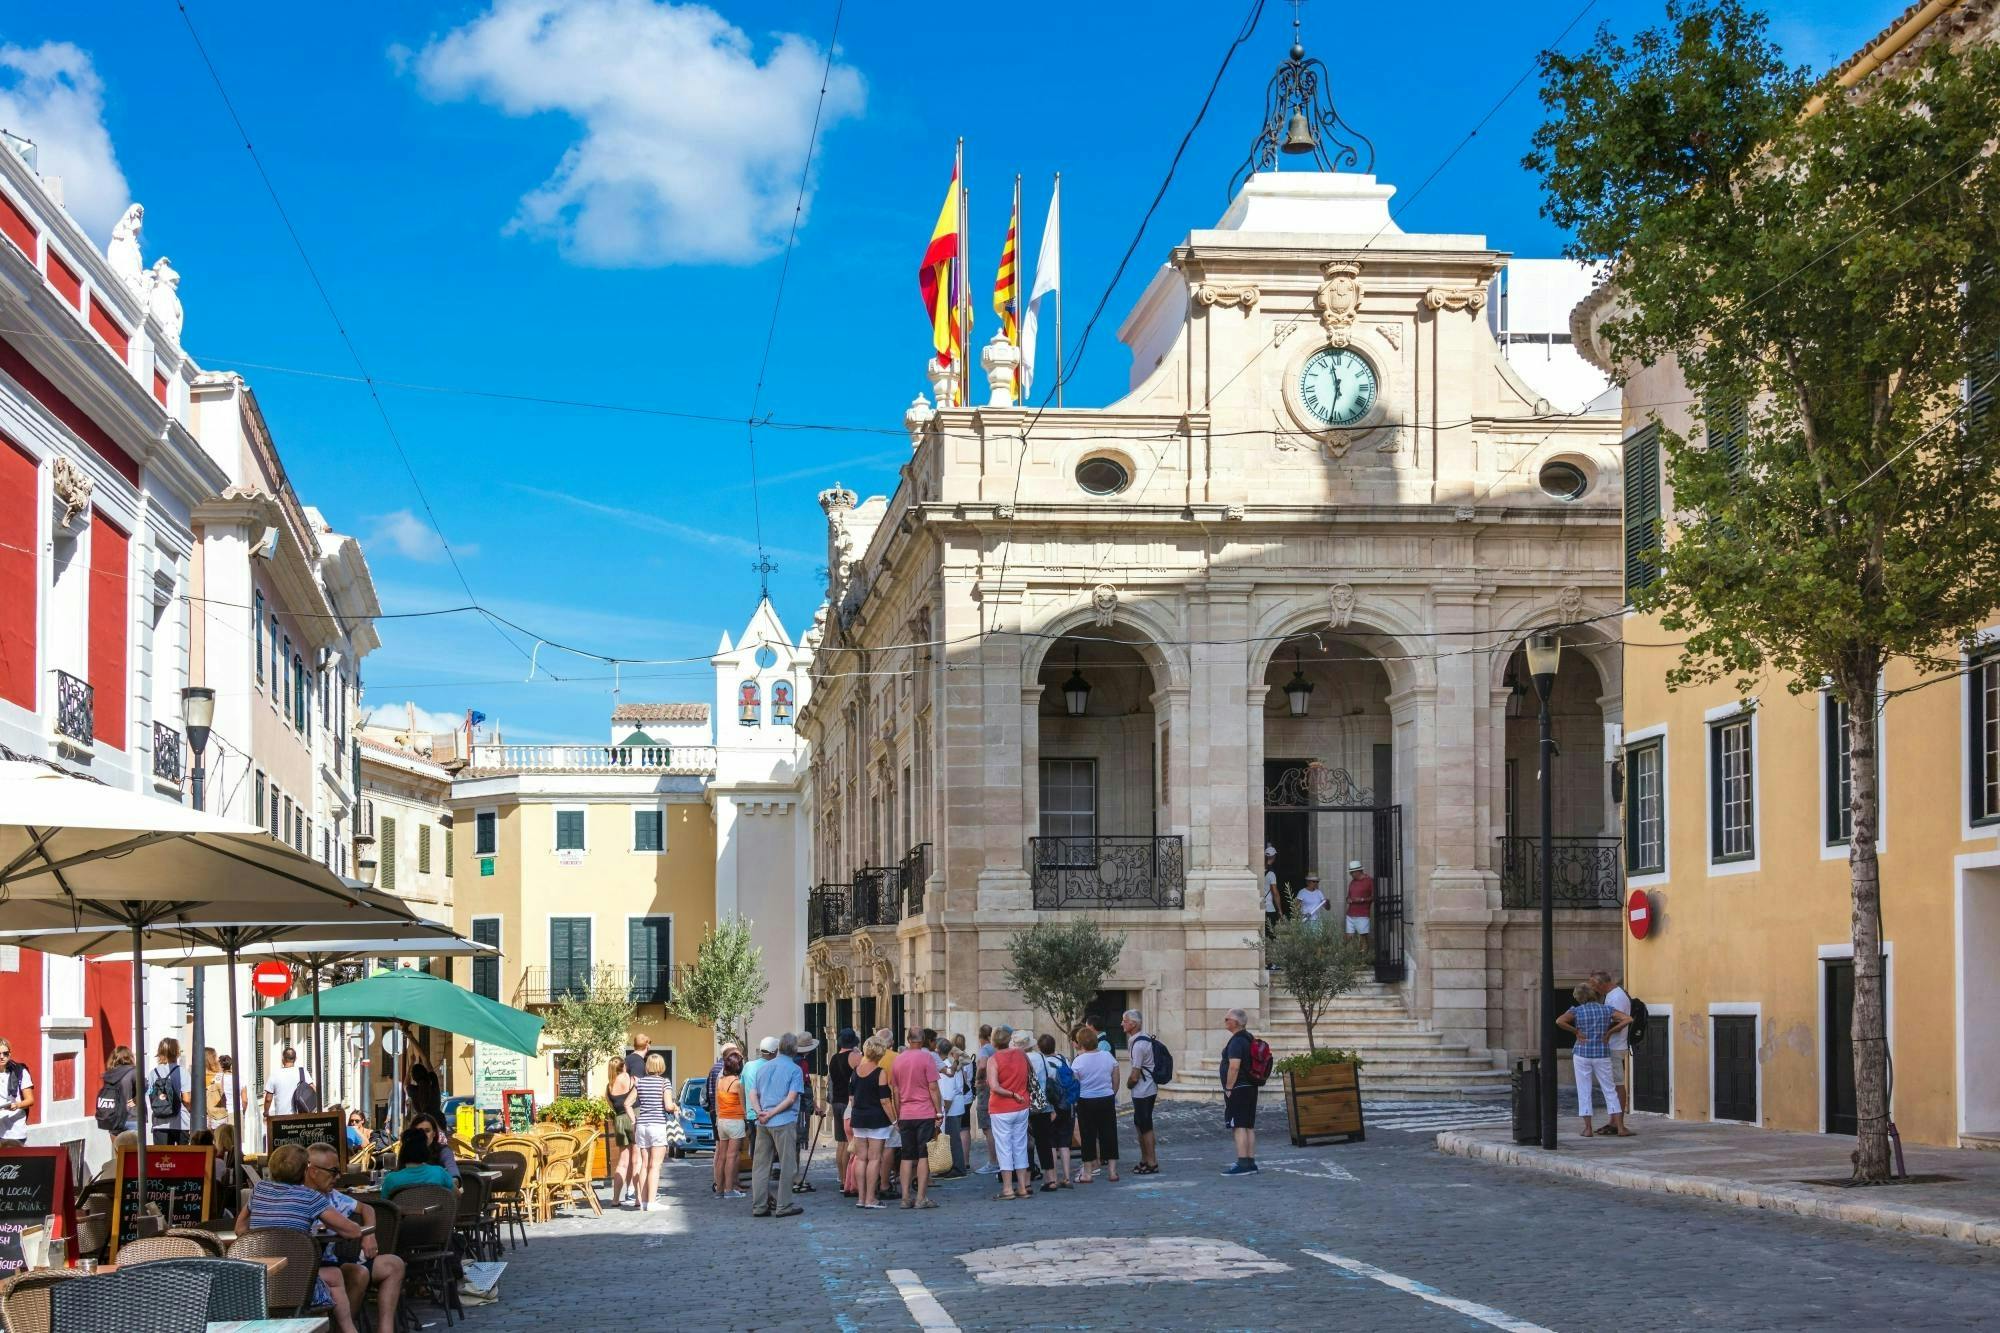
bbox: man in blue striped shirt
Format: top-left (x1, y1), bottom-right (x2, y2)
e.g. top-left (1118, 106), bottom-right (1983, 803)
top-left (1558, 983), bottom-right (1632, 1139)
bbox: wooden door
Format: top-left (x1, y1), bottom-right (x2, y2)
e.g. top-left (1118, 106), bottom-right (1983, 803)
top-left (1712, 1014), bottom-right (1757, 1123)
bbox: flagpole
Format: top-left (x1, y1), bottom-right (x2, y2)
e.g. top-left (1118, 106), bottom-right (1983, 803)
top-left (1011, 172), bottom-right (1022, 401)
top-left (1053, 171), bottom-right (1065, 408)
top-left (956, 136), bottom-right (970, 407)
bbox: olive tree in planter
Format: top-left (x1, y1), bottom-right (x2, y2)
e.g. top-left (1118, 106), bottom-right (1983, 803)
top-left (541, 964), bottom-right (638, 1178)
top-left (1002, 919), bottom-right (1127, 1040)
top-left (1265, 919), bottom-right (1371, 1145)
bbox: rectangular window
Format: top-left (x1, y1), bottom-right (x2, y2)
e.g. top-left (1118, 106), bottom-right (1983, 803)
top-left (1038, 758), bottom-right (1097, 841)
top-left (282, 795), bottom-right (293, 840)
top-left (380, 816), bottom-right (397, 891)
top-left (1706, 395), bottom-right (1750, 475)
top-left (1625, 738), bottom-right (1664, 874)
top-left (445, 829), bottom-right (454, 878)
top-left (472, 917), bottom-right (500, 1000)
top-left (281, 635), bottom-right (292, 716)
top-left (254, 591), bottom-right (265, 684)
top-left (628, 916), bottom-right (670, 1004)
top-left (417, 824), bottom-right (433, 874)
top-left (254, 771), bottom-right (266, 832)
top-left (633, 808), bottom-right (664, 852)
top-left (1623, 424), bottom-right (1662, 601)
top-left (1974, 652), bottom-right (2000, 826)
top-left (1825, 693), bottom-right (1853, 846)
top-left (1710, 717), bottom-right (1755, 862)
top-left (555, 809), bottom-right (585, 852)
top-left (549, 917), bottom-right (591, 999)
top-left (270, 786), bottom-right (280, 838)
top-left (475, 811), bottom-right (497, 856)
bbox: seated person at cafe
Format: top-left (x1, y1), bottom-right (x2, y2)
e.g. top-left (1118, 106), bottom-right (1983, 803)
top-left (308, 1140), bottom-right (404, 1333)
top-left (407, 1111), bottom-right (461, 1179)
top-left (378, 1125), bottom-right (454, 1199)
top-left (234, 1141), bottom-right (370, 1333)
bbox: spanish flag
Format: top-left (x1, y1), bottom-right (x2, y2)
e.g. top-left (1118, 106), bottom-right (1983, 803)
top-left (919, 164), bottom-right (963, 396)
top-left (993, 184), bottom-right (1020, 397)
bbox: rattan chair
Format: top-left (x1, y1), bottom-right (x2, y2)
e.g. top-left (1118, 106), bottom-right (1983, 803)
top-left (72, 1194), bottom-right (111, 1264)
top-left (108, 1233), bottom-right (211, 1265)
top-left (0, 1270), bottom-right (81, 1333)
top-left (535, 1130), bottom-right (582, 1218)
top-left (164, 1224), bottom-right (231, 1256)
top-left (47, 1267), bottom-right (212, 1333)
top-left (483, 1135), bottom-right (546, 1224)
top-left (391, 1183), bottom-right (463, 1327)
top-left (225, 1227), bottom-right (323, 1318)
top-left (556, 1130), bottom-right (604, 1217)
top-left (480, 1149), bottom-right (531, 1250)
top-left (116, 1257), bottom-right (267, 1322)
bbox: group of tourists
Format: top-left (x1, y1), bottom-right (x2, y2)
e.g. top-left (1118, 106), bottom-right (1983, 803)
top-left (1262, 845), bottom-right (1376, 938)
top-left (1558, 968), bottom-right (1637, 1138)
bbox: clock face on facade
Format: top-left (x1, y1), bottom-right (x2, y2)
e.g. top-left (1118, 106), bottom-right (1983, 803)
top-left (1297, 346), bottom-right (1378, 427)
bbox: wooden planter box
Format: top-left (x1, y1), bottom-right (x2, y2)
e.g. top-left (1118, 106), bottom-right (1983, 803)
top-left (1283, 1060), bottom-right (1366, 1146)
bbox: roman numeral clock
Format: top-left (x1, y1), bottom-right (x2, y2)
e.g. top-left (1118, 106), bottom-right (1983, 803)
top-left (1279, 258), bottom-right (1392, 457)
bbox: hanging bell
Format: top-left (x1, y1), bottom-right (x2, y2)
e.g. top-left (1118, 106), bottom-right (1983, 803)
top-left (1281, 110), bottom-right (1317, 155)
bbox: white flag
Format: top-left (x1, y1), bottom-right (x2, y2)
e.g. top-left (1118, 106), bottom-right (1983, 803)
top-left (1020, 177), bottom-right (1060, 399)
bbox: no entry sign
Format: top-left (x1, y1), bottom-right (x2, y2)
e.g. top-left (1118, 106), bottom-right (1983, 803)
top-left (251, 960), bottom-right (293, 998)
top-left (1627, 889), bottom-right (1653, 940)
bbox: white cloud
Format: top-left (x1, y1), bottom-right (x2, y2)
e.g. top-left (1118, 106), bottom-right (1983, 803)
top-left (505, 482), bottom-right (811, 564)
top-left (366, 509), bottom-right (478, 563)
top-left (0, 42), bottom-right (130, 240)
top-left (407, 0), bottom-right (864, 266)
top-left (359, 701), bottom-right (466, 735)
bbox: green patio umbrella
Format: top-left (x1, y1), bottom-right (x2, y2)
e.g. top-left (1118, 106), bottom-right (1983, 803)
top-left (253, 966), bottom-right (543, 1057)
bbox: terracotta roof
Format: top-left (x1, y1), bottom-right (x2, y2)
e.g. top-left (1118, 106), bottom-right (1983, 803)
top-left (611, 702), bottom-right (710, 722)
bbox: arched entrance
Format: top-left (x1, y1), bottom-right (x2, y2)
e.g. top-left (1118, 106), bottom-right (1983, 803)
top-left (1261, 634), bottom-right (1406, 981)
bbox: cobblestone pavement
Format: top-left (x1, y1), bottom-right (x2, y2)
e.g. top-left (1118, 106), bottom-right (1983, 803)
top-left (464, 1102), bottom-right (2000, 1331)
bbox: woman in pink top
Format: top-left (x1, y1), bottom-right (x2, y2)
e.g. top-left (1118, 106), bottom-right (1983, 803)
top-left (889, 1031), bottom-right (943, 1209)
top-left (986, 1032), bottom-right (1034, 1201)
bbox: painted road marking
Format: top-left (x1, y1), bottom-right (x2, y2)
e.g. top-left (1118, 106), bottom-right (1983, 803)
top-left (1305, 1250), bottom-right (1555, 1333)
top-left (962, 1236), bottom-right (1291, 1286)
top-left (888, 1268), bottom-right (959, 1331)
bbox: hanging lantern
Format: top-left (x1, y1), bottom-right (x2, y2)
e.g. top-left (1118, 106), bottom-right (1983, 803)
top-left (1283, 648), bottom-right (1314, 717)
top-left (1062, 647), bottom-right (1092, 717)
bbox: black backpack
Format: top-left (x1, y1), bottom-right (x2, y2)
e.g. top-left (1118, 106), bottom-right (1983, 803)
top-left (146, 1066), bottom-right (179, 1122)
top-left (291, 1072), bottom-right (321, 1113)
top-left (94, 1070), bottom-right (129, 1132)
top-left (1141, 1035), bottom-right (1175, 1087)
top-left (1627, 997), bottom-right (1651, 1048)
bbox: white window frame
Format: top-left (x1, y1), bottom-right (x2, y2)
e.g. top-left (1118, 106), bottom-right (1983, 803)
top-left (1624, 723), bottom-right (1670, 887)
top-left (631, 805), bottom-right (668, 855)
top-left (1964, 623), bottom-right (2000, 842)
top-left (625, 912), bottom-right (674, 1004)
top-left (553, 806), bottom-right (587, 854)
top-left (544, 911), bottom-right (596, 999)
top-left (1816, 941), bottom-right (1893, 1134)
top-left (1953, 847), bottom-right (2000, 1137)
top-left (1704, 701), bottom-right (1760, 876)
top-left (474, 807), bottom-right (499, 858)
top-left (1706, 1001), bottom-right (1762, 1125)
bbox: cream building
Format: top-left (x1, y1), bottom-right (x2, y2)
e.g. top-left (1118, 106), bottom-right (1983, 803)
top-left (798, 59), bottom-right (1627, 1091)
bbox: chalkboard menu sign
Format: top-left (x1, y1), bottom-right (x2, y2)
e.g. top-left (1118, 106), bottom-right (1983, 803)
top-left (554, 1054), bottom-right (584, 1100)
top-left (266, 1107), bottom-right (348, 1165)
top-left (501, 1088), bottom-right (536, 1131)
top-left (0, 1146), bottom-right (72, 1275)
top-left (110, 1146), bottom-right (213, 1260)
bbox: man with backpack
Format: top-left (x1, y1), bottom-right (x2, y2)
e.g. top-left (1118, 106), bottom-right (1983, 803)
top-left (1121, 1010), bottom-right (1172, 1175)
top-left (262, 1045), bottom-right (317, 1144)
top-left (1594, 969), bottom-right (1638, 1136)
top-left (1219, 1008), bottom-right (1269, 1177)
top-left (0, 1037), bottom-right (34, 1143)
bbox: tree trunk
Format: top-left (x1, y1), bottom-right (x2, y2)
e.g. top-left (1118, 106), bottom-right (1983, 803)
top-left (1845, 663), bottom-right (1891, 1182)
top-left (1302, 1006), bottom-right (1317, 1053)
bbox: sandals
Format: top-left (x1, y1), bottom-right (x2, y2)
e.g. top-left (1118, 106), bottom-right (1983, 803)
top-left (996, 1192), bottom-right (1019, 1201)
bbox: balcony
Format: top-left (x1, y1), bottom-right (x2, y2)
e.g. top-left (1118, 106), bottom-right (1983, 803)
top-left (899, 842), bottom-right (932, 918)
top-left (1029, 835), bottom-right (1186, 910)
top-left (465, 742), bottom-right (716, 776)
top-left (850, 866), bottom-right (904, 928)
top-left (520, 964), bottom-right (672, 1006)
top-left (52, 669), bottom-right (92, 746)
top-left (1497, 836), bottom-right (1623, 909)
top-left (151, 722), bottom-right (184, 783)
top-left (807, 883), bottom-right (851, 942)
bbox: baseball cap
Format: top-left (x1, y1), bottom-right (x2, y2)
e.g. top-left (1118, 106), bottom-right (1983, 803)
top-left (757, 1035), bottom-right (780, 1054)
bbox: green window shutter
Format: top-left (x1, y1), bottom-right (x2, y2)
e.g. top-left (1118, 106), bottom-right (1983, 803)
top-left (1623, 424), bottom-right (1662, 601)
top-left (634, 809), bottom-right (663, 852)
top-left (550, 917), bottom-right (591, 997)
top-left (380, 817), bottom-right (397, 891)
top-left (1706, 396), bottom-right (1749, 476)
top-left (556, 810), bottom-right (585, 851)
top-left (418, 825), bottom-right (432, 874)
top-left (628, 916), bottom-right (669, 1004)
top-left (475, 812), bottom-right (497, 856)
top-left (445, 829), bottom-right (454, 878)
top-left (472, 918), bottom-right (499, 999)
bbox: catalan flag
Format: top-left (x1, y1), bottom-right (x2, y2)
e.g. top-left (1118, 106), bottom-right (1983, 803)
top-left (993, 183), bottom-right (1021, 397)
top-left (919, 163), bottom-right (964, 396)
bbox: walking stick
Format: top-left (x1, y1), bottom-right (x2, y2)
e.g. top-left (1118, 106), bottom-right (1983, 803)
top-left (798, 1105), bottom-right (826, 1185)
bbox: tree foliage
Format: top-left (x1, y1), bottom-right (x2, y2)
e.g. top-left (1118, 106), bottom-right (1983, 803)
top-left (541, 964), bottom-right (637, 1096)
top-left (1529, 1), bottom-right (2000, 1181)
top-left (1002, 918), bottom-right (1127, 1039)
top-left (1265, 918), bottom-right (1371, 1053)
top-left (667, 917), bottom-right (769, 1052)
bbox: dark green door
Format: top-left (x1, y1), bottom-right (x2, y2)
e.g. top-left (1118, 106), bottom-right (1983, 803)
top-left (1712, 1015), bottom-right (1757, 1123)
top-left (1826, 960), bottom-right (1857, 1135)
top-left (1631, 1019), bottom-right (1669, 1114)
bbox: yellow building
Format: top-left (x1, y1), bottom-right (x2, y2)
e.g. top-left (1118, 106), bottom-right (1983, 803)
top-left (448, 715), bottom-right (719, 1110)
top-left (1572, 1), bottom-right (2000, 1149)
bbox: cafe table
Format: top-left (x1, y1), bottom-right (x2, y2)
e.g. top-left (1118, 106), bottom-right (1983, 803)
top-left (205, 1320), bottom-right (330, 1332)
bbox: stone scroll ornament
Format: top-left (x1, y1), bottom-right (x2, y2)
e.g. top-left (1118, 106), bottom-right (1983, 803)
top-left (1314, 261), bottom-right (1362, 347)
top-left (1090, 584), bottom-right (1119, 627)
top-left (1327, 583), bottom-right (1356, 629)
top-left (1193, 283), bottom-right (1260, 313)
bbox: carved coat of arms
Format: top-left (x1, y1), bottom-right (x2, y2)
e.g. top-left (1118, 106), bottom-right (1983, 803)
top-left (1315, 260), bottom-right (1362, 347)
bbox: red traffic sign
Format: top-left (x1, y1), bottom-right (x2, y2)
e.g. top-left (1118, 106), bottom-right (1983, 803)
top-left (250, 960), bottom-right (293, 998)
top-left (1627, 889), bottom-right (1653, 940)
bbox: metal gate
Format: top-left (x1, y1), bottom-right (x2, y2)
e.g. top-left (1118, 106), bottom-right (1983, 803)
top-left (1264, 761), bottom-right (1406, 983)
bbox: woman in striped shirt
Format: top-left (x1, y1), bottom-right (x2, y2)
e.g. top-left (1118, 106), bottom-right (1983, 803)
top-left (630, 1053), bottom-right (680, 1211)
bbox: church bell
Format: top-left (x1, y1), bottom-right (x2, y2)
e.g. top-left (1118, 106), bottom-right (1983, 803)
top-left (1281, 110), bottom-right (1317, 155)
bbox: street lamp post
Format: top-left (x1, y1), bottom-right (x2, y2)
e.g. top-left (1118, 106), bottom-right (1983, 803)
top-left (1525, 632), bottom-right (1563, 1151)
top-left (181, 685), bottom-right (216, 811)
top-left (180, 685), bottom-right (216, 1134)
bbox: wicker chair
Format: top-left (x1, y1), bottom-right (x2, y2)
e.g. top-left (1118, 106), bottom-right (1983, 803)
top-left (0, 1270), bottom-right (81, 1333)
top-left (163, 1225), bottom-right (230, 1257)
top-left (109, 1233), bottom-right (212, 1265)
top-left (483, 1135), bottom-right (546, 1224)
top-left (561, 1129), bottom-right (604, 1217)
top-left (481, 1149), bottom-right (532, 1250)
top-left (116, 1257), bottom-right (268, 1321)
top-left (536, 1130), bottom-right (582, 1219)
top-left (72, 1194), bottom-right (112, 1264)
top-left (391, 1183), bottom-right (463, 1328)
top-left (225, 1227), bottom-right (324, 1318)
top-left (47, 1267), bottom-right (213, 1333)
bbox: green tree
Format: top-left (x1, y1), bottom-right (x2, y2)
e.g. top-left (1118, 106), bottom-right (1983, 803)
top-left (1264, 919), bottom-right (1370, 1053)
top-left (541, 964), bottom-right (637, 1098)
top-left (668, 917), bottom-right (769, 1052)
top-left (1529, 1), bottom-right (2000, 1181)
top-left (1002, 918), bottom-right (1127, 1039)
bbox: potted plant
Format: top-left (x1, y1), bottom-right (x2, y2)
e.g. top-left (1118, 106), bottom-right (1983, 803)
top-left (542, 1095), bottom-right (614, 1178)
top-left (1263, 917), bottom-right (1372, 1145)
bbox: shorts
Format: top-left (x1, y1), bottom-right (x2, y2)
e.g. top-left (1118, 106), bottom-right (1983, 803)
top-left (851, 1124), bottom-right (894, 1143)
top-left (831, 1101), bottom-right (849, 1143)
top-left (1224, 1085), bottom-right (1259, 1130)
top-left (1132, 1093), bottom-right (1157, 1134)
top-left (717, 1118), bottom-right (746, 1141)
top-left (897, 1117), bottom-right (937, 1162)
top-left (1345, 914), bottom-right (1371, 935)
top-left (634, 1121), bottom-right (673, 1149)
top-left (611, 1113), bottom-right (635, 1148)
top-left (975, 1098), bottom-right (990, 1130)
top-left (990, 1109), bottom-right (1030, 1171)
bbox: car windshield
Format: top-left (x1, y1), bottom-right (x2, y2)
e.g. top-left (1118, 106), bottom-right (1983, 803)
top-left (680, 1078), bottom-right (705, 1108)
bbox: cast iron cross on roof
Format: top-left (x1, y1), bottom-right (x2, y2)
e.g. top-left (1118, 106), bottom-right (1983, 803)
top-left (750, 553), bottom-right (780, 598)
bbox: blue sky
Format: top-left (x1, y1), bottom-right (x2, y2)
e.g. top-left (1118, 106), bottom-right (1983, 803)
top-left (1, 0), bottom-right (1897, 740)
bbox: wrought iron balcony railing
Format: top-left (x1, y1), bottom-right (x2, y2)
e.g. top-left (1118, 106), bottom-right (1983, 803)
top-left (900, 842), bottom-right (932, 917)
top-left (1497, 836), bottom-right (1623, 909)
top-left (53, 669), bottom-right (92, 744)
top-left (807, 883), bottom-right (851, 942)
top-left (1028, 834), bottom-right (1186, 910)
top-left (520, 963), bottom-right (672, 1005)
top-left (851, 866), bottom-right (904, 928)
top-left (152, 722), bottom-right (184, 782)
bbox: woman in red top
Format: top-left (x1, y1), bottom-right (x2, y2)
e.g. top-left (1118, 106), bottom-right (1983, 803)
top-left (986, 1032), bottom-right (1034, 1200)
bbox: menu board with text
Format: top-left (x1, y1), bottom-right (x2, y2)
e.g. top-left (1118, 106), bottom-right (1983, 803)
top-left (0, 1147), bottom-right (72, 1274)
top-left (266, 1106), bottom-right (348, 1165)
top-left (110, 1146), bottom-right (213, 1260)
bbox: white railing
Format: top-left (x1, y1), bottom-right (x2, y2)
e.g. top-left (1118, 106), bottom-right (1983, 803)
top-left (468, 742), bottom-right (717, 775)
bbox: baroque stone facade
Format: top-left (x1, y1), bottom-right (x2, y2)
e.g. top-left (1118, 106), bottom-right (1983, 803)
top-left (799, 171), bottom-right (1623, 1075)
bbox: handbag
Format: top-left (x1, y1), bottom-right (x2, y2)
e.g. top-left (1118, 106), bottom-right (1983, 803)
top-left (925, 1124), bottom-right (955, 1175)
top-left (1026, 1056), bottom-right (1050, 1114)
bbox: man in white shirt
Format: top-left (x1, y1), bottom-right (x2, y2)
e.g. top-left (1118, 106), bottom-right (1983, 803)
top-left (1294, 873), bottom-right (1328, 921)
top-left (1262, 845), bottom-right (1281, 941)
top-left (0, 1037), bottom-right (34, 1143)
top-left (262, 1046), bottom-right (311, 1129)
top-left (1594, 969), bottom-right (1633, 1136)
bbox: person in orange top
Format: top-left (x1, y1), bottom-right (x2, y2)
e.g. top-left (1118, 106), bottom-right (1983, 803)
top-left (711, 1049), bottom-right (748, 1199)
